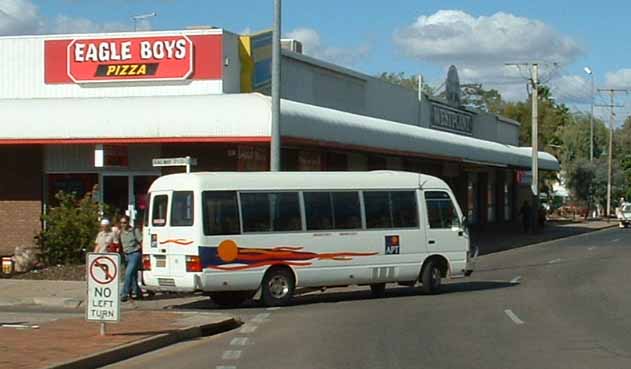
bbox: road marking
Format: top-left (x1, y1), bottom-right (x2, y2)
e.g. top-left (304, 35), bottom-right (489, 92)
top-left (230, 337), bottom-right (250, 346)
top-left (588, 246), bottom-right (596, 251)
top-left (239, 324), bottom-right (257, 333)
top-left (612, 238), bottom-right (621, 243)
top-left (548, 258), bottom-right (562, 264)
top-left (251, 313), bottom-right (271, 323)
top-left (222, 350), bottom-right (242, 360)
top-left (504, 309), bottom-right (525, 325)
top-left (510, 276), bottom-right (522, 284)
top-left (216, 366), bottom-right (237, 369)
top-left (266, 307), bottom-right (281, 311)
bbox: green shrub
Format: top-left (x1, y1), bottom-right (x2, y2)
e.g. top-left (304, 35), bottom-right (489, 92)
top-left (36, 191), bottom-right (104, 265)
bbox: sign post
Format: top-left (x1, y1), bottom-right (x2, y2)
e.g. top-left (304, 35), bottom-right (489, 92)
top-left (152, 156), bottom-right (197, 173)
top-left (86, 253), bottom-right (121, 336)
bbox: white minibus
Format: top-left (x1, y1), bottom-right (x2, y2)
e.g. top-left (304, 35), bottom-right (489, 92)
top-left (141, 171), bottom-right (476, 307)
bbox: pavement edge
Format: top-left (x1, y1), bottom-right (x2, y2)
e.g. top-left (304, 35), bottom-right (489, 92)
top-left (43, 317), bottom-right (242, 369)
top-left (487, 222), bottom-right (618, 256)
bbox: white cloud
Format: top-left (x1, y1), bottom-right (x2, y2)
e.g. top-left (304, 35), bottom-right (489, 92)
top-left (394, 10), bottom-right (584, 101)
top-left (286, 27), bottom-right (371, 67)
top-left (549, 74), bottom-right (592, 104)
top-left (0, 0), bottom-right (41, 35)
top-left (0, 0), bottom-right (130, 36)
top-left (605, 69), bottom-right (631, 89)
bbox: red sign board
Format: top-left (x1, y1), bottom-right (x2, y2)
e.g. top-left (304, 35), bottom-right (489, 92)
top-left (45, 34), bottom-right (223, 84)
top-left (65, 36), bottom-right (192, 83)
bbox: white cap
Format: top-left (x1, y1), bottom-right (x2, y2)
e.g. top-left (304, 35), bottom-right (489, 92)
top-left (100, 219), bottom-right (110, 226)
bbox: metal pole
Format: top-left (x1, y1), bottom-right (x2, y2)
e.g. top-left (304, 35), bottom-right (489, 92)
top-left (270, 0), bottom-right (282, 171)
top-left (607, 90), bottom-right (614, 221)
top-left (589, 73), bottom-right (594, 161)
top-left (530, 64), bottom-right (539, 233)
top-left (100, 322), bottom-right (106, 336)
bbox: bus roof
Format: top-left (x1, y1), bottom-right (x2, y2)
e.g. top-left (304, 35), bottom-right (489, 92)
top-left (148, 171), bottom-right (449, 192)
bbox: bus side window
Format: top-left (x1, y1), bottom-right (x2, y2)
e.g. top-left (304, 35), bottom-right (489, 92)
top-left (331, 192), bottom-right (362, 229)
top-left (152, 195), bottom-right (168, 227)
top-left (304, 192), bottom-right (334, 231)
top-left (202, 191), bottom-right (240, 236)
top-left (241, 192), bottom-right (301, 233)
top-left (364, 191), bottom-right (418, 229)
top-left (364, 192), bottom-right (391, 229)
top-left (171, 191), bottom-right (194, 227)
top-left (425, 191), bottom-right (459, 229)
top-left (391, 191), bottom-right (418, 228)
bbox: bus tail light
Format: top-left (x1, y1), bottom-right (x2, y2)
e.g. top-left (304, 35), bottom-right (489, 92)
top-left (142, 254), bottom-right (151, 271)
top-left (186, 255), bottom-right (202, 272)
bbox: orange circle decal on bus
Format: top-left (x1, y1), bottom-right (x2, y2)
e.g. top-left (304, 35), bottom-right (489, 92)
top-left (217, 240), bottom-right (239, 263)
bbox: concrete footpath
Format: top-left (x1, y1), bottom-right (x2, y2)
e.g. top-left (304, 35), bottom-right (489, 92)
top-left (472, 219), bottom-right (617, 255)
top-left (0, 310), bottom-right (239, 369)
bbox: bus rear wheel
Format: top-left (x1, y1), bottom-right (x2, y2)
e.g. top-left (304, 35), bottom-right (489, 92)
top-left (261, 267), bottom-right (295, 307)
top-left (208, 291), bottom-right (254, 307)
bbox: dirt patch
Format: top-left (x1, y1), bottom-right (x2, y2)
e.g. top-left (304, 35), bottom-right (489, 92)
top-left (9, 264), bottom-right (86, 281)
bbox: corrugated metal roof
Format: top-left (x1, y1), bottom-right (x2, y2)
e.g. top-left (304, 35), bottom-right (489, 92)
top-left (0, 93), bottom-right (559, 171)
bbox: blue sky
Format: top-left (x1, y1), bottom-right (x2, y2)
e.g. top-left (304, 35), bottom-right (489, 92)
top-left (3, 0), bottom-right (631, 116)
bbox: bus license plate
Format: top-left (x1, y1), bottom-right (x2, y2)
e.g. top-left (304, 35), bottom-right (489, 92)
top-left (155, 255), bottom-right (166, 268)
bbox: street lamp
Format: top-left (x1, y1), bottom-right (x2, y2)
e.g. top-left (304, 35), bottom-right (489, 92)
top-left (584, 67), bottom-right (594, 161)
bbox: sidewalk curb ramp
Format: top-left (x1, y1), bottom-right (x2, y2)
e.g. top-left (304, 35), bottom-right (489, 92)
top-left (43, 317), bottom-right (242, 369)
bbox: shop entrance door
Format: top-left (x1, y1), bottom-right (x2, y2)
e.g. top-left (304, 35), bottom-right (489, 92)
top-left (103, 175), bottom-right (129, 219)
top-left (101, 174), bottom-right (160, 227)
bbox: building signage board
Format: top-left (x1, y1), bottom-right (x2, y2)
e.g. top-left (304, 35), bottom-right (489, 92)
top-left (45, 34), bottom-right (223, 84)
top-left (431, 105), bottom-right (473, 135)
top-left (516, 170), bottom-right (533, 186)
top-left (65, 35), bottom-right (193, 83)
top-left (86, 253), bottom-right (120, 323)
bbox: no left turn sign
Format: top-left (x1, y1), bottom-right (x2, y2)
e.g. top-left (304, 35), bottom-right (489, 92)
top-left (86, 253), bottom-right (120, 323)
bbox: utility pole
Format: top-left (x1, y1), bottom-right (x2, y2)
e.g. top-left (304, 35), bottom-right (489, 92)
top-left (596, 88), bottom-right (627, 221)
top-left (505, 62), bottom-right (558, 233)
top-left (270, 0), bottom-right (282, 171)
top-left (530, 64), bottom-right (540, 233)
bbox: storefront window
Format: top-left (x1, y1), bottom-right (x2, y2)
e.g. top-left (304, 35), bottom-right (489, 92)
top-left (504, 180), bottom-right (513, 221)
top-left (467, 174), bottom-right (478, 224)
top-left (487, 183), bottom-right (496, 223)
top-left (47, 174), bottom-right (98, 204)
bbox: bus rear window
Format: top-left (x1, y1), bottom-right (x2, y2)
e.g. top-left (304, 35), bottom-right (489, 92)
top-left (171, 191), bottom-right (194, 227)
top-left (202, 191), bottom-right (240, 236)
top-left (152, 195), bottom-right (168, 227)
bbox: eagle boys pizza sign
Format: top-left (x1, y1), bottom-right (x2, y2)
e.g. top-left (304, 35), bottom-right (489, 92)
top-left (63, 35), bottom-right (193, 83)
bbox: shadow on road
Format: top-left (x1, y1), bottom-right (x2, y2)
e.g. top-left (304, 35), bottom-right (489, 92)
top-left (166, 280), bottom-right (516, 311)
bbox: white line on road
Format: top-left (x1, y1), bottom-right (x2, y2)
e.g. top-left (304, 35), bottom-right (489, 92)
top-left (510, 276), bottom-right (522, 284)
top-left (251, 313), bottom-right (271, 323)
top-left (504, 309), bottom-right (525, 325)
top-left (239, 325), bottom-right (257, 333)
top-left (266, 307), bottom-right (281, 311)
top-left (222, 350), bottom-right (242, 360)
top-left (230, 337), bottom-right (250, 346)
top-left (588, 246), bottom-right (596, 251)
top-left (548, 258), bottom-right (562, 264)
top-left (216, 366), bottom-right (237, 369)
top-left (612, 238), bottom-right (621, 243)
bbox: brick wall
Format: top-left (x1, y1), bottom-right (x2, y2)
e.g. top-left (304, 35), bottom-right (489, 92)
top-left (0, 146), bottom-right (42, 255)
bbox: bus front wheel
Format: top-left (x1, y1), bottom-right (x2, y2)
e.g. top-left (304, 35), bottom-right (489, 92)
top-left (421, 260), bottom-right (443, 294)
top-left (261, 267), bottom-right (295, 307)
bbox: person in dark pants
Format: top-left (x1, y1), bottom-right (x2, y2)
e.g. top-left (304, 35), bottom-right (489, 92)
top-left (520, 201), bottom-right (532, 233)
top-left (119, 216), bottom-right (142, 302)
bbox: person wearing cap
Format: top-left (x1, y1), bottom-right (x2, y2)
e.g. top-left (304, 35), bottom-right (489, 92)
top-left (94, 219), bottom-right (115, 253)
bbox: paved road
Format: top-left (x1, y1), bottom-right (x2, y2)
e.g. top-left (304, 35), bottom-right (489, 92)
top-left (102, 227), bottom-right (631, 369)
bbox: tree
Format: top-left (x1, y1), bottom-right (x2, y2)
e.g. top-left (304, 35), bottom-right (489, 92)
top-left (377, 72), bottom-right (435, 96)
top-left (565, 158), bottom-right (595, 207)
